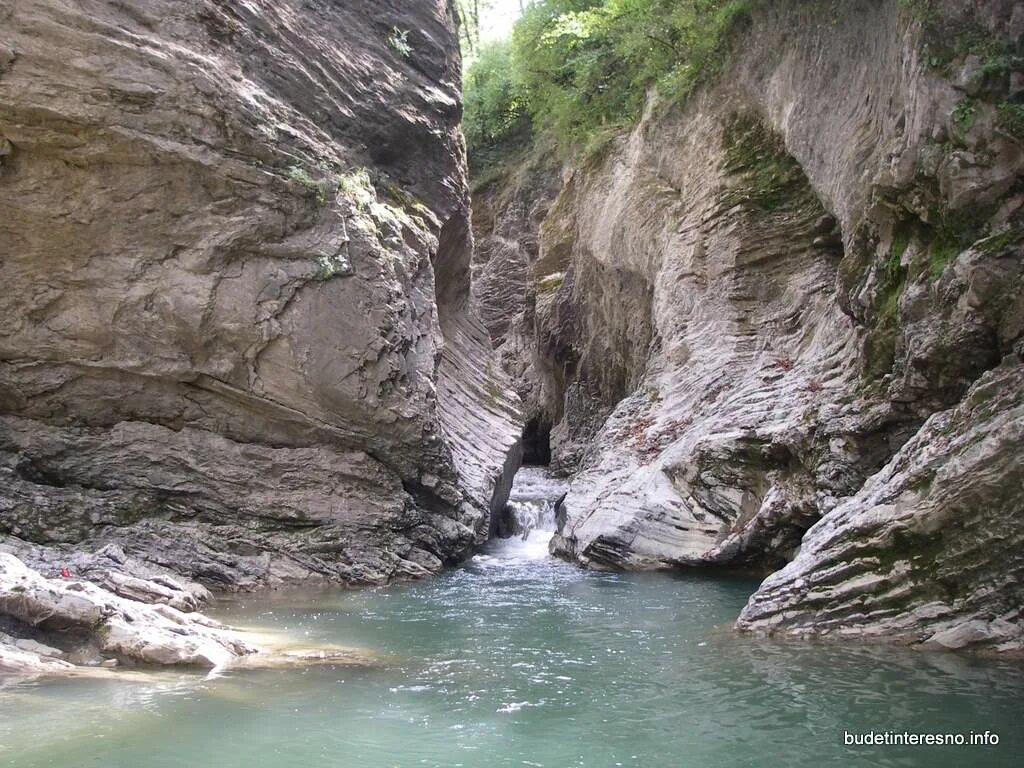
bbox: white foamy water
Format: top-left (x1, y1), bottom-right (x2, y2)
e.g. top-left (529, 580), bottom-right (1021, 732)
top-left (482, 466), bottom-right (569, 562)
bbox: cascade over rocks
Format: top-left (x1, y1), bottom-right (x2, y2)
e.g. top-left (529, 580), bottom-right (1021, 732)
top-left (0, 0), bottom-right (522, 590)
top-left (472, 0), bottom-right (1024, 652)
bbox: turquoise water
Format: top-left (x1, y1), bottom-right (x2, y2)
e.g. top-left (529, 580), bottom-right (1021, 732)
top-left (1, 472), bottom-right (1022, 767)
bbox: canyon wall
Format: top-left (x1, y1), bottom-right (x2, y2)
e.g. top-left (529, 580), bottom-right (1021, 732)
top-left (0, 0), bottom-right (522, 589)
top-left (474, 0), bottom-right (1023, 651)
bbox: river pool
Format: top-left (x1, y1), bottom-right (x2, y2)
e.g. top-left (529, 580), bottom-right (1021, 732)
top-left (1, 469), bottom-right (1021, 767)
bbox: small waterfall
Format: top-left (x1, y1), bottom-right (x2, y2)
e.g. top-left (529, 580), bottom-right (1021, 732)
top-left (506, 494), bottom-right (557, 539)
top-left (486, 467), bottom-right (569, 561)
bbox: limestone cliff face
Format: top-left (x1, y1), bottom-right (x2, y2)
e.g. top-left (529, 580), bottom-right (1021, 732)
top-left (474, 0), bottom-right (1023, 651)
top-left (0, 0), bottom-right (521, 588)
top-left (736, 361), bottom-right (1024, 652)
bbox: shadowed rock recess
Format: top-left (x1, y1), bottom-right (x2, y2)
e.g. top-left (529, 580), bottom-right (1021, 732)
top-left (473, 0), bottom-right (1023, 653)
top-left (0, 0), bottom-right (522, 595)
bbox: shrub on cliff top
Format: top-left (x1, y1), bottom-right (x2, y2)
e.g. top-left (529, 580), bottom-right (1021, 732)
top-left (463, 0), bottom-right (753, 168)
top-left (463, 39), bottom-right (532, 172)
top-left (514, 0), bottom-right (751, 143)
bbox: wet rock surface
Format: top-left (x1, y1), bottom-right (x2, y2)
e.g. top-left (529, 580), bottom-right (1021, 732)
top-left (0, 552), bottom-right (254, 670)
top-left (0, 0), bottom-right (521, 588)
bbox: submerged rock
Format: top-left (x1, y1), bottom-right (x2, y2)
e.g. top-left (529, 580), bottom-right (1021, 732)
top-left (0, 0), bottom-right (521, 588)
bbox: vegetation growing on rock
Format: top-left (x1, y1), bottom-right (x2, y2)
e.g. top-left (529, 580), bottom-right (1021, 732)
top-left (463, 0), bottom-right (754, 167)
top-left (469, 0), bottom-right (1024, 654)
top-left (720, 114), bottom-right (820, 214)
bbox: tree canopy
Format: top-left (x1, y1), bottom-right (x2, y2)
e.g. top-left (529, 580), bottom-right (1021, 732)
top-left (463, 0), bottom-right (754, 168)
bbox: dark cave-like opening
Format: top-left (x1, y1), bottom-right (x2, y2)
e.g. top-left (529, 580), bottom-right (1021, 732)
top-left (521, 416), bottom-right (552, 466)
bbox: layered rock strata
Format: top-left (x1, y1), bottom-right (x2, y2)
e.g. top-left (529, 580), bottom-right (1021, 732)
top-left (0, 0), bottom-right (521, 589)
top-left (737, 361), bottom-right (1024, 652)
top-left (0, 552), bottom-right (253, 670)
top-left (473, 0), bottom-right (1023, 651)
top-left (0, 551), bottom-right (375, 678)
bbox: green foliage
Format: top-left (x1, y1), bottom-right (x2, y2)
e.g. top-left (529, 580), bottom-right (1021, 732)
top-left (891, 231), bottom-right (910, 263)
top-left (580, 122), bottom-right (629, 166)
top-left (897, 0), bottom-right (938, 22)
top-left (894, 213), bottom-right (984, 285)
top-left (980, 53), bottom-right (1024, 79)
top-left (314, 254), bottom-right (353, 281)
top-left (923, 206), bottom-right (988, 280)
top-left (337, 168), bottom-right (376, 208)
top-left (952, 98), bottom-right (976, 132)
top-left (997, 102), bottom-right (1024, 142)
top-left (335, 167), bottom-right (418, 239)
top-left (927, 232), bottom-right (958, 280)
top-left (906, 2), bottom-right (1019, 78)
top-left (511, 0), bottom-right (752, 148)
top-left (883, 246), bottom-right (905, 287)
top-left (287, 165), bottom-right (318, 188)
top-left (720, 114), bottom-right (813, 213)
top-left (463, 0), bottom-right (755, 168)
top-left (864, 243), bottom-right (907, 378)
top-left (463, 40), bottom-right (532, 170)
top-left (388, 27), bottom-right (412, 57)
top-left (287, 165), bottom-right (331, 205)
top-left (977, 230), bottom-right (1013, 255)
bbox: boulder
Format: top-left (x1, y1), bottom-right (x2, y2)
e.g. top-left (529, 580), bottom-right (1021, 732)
top-left (0, 552), bottom-right (254, 668)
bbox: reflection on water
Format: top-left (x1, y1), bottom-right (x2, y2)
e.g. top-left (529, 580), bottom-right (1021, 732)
top-left (1, 470), bottom-right (1021, 767)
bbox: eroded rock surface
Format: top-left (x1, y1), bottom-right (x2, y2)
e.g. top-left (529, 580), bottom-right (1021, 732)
top-left (737, 362), bottom-right (1024, 652)
top-left (0, 552), bottom-right (378, 680)
top-left (2, 537), bottom-right (211, 611)
top-left (0, 552), bottom-right (253, 669)
top-left (0, 0), bottom-right (521, 587)
top-left (0, 631), bottom-right (74, 677)
top-left (474, 0), bottom-right (1023, 650)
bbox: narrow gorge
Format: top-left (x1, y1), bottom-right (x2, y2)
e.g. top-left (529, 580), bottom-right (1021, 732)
top-left (473, 0), bottom-right (1024, 653)
top-left (0, 0), bottom-right (1022, 766)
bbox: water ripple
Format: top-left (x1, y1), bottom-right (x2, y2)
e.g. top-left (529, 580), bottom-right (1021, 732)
top-left (1, 469), bottom-right (1022, 767)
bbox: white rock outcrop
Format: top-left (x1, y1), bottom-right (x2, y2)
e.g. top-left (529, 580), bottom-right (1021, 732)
top-left (0, 552), bottom-right (254, 668)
